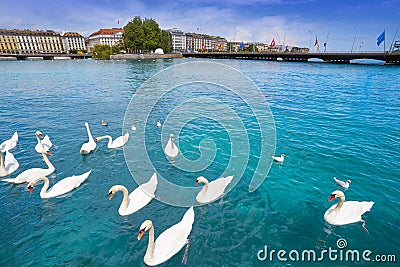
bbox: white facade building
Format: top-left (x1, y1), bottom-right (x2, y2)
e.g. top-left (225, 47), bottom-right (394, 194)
top-left (61, 32), bottom-right (85, 53)
top-left (166, 28), bottom-right (186, 52)
top-left (86, 28), bottom-right (124, 52)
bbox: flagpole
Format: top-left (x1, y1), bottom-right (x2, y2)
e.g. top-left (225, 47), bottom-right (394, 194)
top-left (324, 30), bottom-right (329, 53)
top-left (389, 24), bottom-right (400, 53)
top-left (384, 29), bottom-right (386, 54)
top-left (389, 25), bottom-right (399, 53)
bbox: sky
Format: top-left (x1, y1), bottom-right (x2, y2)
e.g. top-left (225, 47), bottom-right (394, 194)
top-left (1, 0), bottom-right (399, 52)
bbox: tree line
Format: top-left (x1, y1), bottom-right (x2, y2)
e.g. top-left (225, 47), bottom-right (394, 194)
top-left (92, 16), bottom-right (172, 59)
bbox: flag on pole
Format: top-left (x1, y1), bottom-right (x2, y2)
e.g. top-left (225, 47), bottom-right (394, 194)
top-left (118, 19), bottom-right (120, 25)
top-left (358, 40), bottom-right (364, 51)
top-left (377, 31), bottom-right (385, 46)
top-left (270, 38), bottom-right (275, 48)
top-left (314, 36), bottom-right (320, 51)
top-left (239, 41), bottom-right (244, 50)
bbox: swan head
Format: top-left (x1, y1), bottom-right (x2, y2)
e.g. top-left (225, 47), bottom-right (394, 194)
top-left (108, 186), bottom-right (119, 200)
top-left (346, 180), bottom-right (352, 184)
top-left (170, 134), bottom-right (174, 142)
top-left (26, 178), bottom-right (42, 193)
top-left (137, 220), bottom-right (153, 240)
top-left (84, 122), bottom-right (89, 127)
top-left (328, 190), bottom-right (345, 202)
top-left (35, 131), bottom-right (44, 139)
top-left (196, 176), bottom-right (208, 186)
top-left (281, 154), bottom-right (285, 157)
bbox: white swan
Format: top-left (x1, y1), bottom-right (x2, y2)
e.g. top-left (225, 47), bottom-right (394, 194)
top-left (164, 134), bottom-right (179, 158)
top-left (108, 172), bottom-right (157, 216)
top-left (333, 177), bottom-right (351, 189)
top-left (137, 206), bottom-right (195, 266)
top-left (324, 190), bottom-right (374, 232)
top-left (271, 153), bottom-right (285, 163)
top-left (2, 131), bottom-right (55, 184)
top-left (0, 150), bottom-right (19, 177)
top-left (27, 170), bottom-right (91, 198)
top-left (0, 131), bottom-right (18, 152)
top-left (131, 124), bottom-right (137, 131)
top-left (157, 120), bottom-right (161, 127)
top-left (196, 176), bottom-right (233, 203)
top-left (35, 134), bottom-right (52, 153)
top-left (95, 132), bottom-right (129, 149)
top-left (80, 122), bottom-right (96, 154)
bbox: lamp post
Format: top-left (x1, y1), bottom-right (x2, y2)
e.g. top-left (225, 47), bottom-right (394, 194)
top-left (351, 27), bottom-right (357, 53)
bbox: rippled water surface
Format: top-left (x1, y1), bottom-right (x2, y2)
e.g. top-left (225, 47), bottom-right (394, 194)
top-left (0, 59), bottom-right (399, 266)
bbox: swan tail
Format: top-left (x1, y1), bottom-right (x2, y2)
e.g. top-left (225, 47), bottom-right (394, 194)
top-left (72, 170), bottom-right (92, 187)
top-left (182, 206), bottom-right (195, 226)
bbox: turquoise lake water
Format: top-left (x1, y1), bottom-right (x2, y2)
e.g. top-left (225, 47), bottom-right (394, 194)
top-left (0, 58), bottom-right (399, 266)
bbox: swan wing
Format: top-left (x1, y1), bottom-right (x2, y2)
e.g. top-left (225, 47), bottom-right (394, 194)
top-left (45, 170), bottom-right (91, 198)
top-left (151, 207), bottom-right (194, 265)
top-left (80, 141), bottom-right (96, 154)
top-left (4, 151), bottom-right (19, 174)
top-left (164, 140), bottom-right (179, 158)
top-left (35, 135), bottom-right (53, 153)
top-left (197, 176), bottom-right (233, 203)
top-left (272, 155), bottom-right (283, 162)
top-left (110, 133), bottom-right (129, 148)
top-left (333, 177), bottom-right (346, 188)
top-left (324, 201), bottom-right (374, 225)
top-left (3, 167), bottom-right (54, 184)
top-left (120, 173), bottom-right (157, 215)
top-left (0, 132), bottom-right (18, 152)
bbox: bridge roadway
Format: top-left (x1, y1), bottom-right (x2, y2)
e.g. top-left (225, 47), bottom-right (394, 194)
top-left (182, 52), bottom-right (400, 64)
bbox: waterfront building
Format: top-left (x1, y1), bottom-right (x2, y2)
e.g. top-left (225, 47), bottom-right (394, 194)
top-left (61, 32), bottom-right (86, 53)
top-left (0, 30), bottom-right (19, 54)
top-left (0, 29), bottom-right (63, 54)
top-left (165, 28), bottom-right (186, 53)
top-left (185, 32), bottom-right (227, 52)
top-left (86, 28), bottom-right (124, 53)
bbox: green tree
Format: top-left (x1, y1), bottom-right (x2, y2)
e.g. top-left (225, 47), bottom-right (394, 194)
top-left (143, 18), bottom-right (161, 51)
top-left (123, 16), bottom-right (144, 53)
top-left (92, 44), bottom-right (111, 60)
top-left (123, 16), bottom-right (173, 53)
top-left (160, 30), bottom-right (173, 53)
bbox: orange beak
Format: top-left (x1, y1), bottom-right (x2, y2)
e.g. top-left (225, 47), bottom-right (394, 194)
top-left (137, 230), bottom-right (145, 240)
top-left (196, 181), bottom-right (199, 186)
top-left (328, 195), bottom-right (335, 202)
top-left (47, 151), bottom-right (54, 156)
top-left (28, 186), bottom-right (33, 193)
top-left (109, 192), bottom-right (113, 200)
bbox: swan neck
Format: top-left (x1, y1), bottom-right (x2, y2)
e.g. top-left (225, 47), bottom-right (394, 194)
top-left (199, 181), bottom-right (209, 197)
top-left (41, 150), bottom-right (55, 172)
top-left (0, 152), bottom-right (6, 175)
top-left (115, 185), bottom-right (129, 208)
top-left (86, 124), bottom-right (94, 141)
top-left (36, 135), bottom-right (54, 171)
top-left (145, 225), bottom-right (155, 262)
top-left (39, 177), bottom-right (50, 198)
top-left (334, 195), bottom-right (345, 212)
top-left (98, 136), bottom-right (113, 146)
